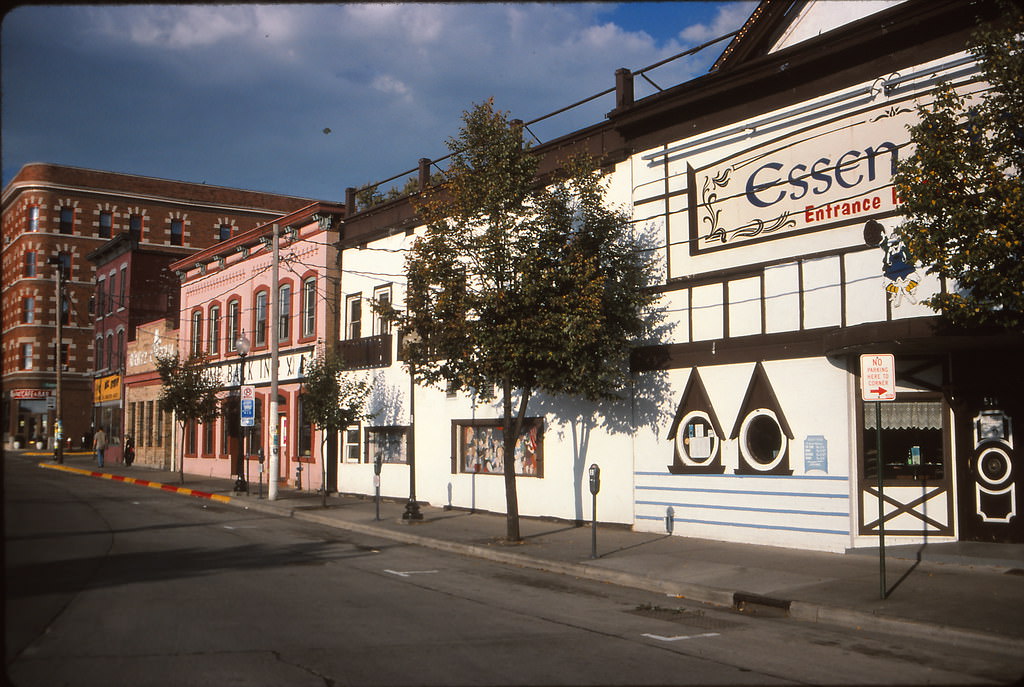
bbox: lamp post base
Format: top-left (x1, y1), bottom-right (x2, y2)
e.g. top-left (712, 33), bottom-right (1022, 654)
top-left (233, 476), bottom-right (248, 494)
top-left (401, 499), bottom-right (423, 521)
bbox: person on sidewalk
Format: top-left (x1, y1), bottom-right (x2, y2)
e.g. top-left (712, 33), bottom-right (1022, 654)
top-left (124, 434), bottom-right (135, 467)
top-left (93, 427), bottom-right (107, 468)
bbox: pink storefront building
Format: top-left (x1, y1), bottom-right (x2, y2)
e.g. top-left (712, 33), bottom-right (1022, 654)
top-left (170, 203), bottom-right (344, 490)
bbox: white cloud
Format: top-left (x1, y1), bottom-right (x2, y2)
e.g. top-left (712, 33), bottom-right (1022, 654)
top-left (679, 2), bottom-right (757, 44)
top-left (88, 5), bottom-right (300, 50)
top-left (372, 74), bottom-right (412, 99)
top-left (3, 3), bottom-right (756, 199)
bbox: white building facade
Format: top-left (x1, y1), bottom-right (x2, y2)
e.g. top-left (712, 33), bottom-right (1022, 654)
top-left (332, 0), bottom-right (1022, 551)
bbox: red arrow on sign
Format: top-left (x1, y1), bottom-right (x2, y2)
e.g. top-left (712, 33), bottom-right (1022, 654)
top-left (871, 387), bottom-right (888, 395)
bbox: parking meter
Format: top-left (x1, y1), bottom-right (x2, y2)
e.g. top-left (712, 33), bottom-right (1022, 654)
top-left (589, 464), bottom-right (600, 558)
top-left (374, 453), bottom-right (383, 520)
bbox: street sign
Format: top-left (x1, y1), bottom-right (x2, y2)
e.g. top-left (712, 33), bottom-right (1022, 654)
top-left (241, 385), bottom-right (255, 401)
top-left (241, 398), bottom-right (255, 427)
top-left (860, 354), bottom-right (896, 402)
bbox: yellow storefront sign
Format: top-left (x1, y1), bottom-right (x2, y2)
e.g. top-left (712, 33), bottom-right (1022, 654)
top-left (94, 375), bottom-right (122, 404)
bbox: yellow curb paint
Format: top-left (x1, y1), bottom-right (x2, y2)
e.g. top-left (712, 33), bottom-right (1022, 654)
top-left (37, 462), bottom-right (233, 505)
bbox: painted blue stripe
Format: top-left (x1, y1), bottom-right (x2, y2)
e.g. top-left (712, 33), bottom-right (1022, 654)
top-left (635, 471), bottom-right (848, 481)
top-left (636, 514), bottom-right (849, 536)
top-left (635, 500), bottom-right (849, 518)
top-left (635, 485), bottom-right (849, 499)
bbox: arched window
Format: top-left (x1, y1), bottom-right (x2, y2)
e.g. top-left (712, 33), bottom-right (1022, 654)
top-left (278, 283), bottom-right (291, 342)
top-left (227, 299), bottom-right (240, 351)
top-left (208, 304), bottom-right (221, 356)
top-left (254, 291), bottom-right (268, 346)
top-left (190, 310), bottom-right (203, 356)
top-left (301, 277), bottom-right (316, 338)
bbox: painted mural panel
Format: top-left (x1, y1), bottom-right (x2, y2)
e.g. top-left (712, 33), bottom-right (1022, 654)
top-left (633, 359), bottom-right (854, 551)
top-left (454, 418), bottom-right (544, 477)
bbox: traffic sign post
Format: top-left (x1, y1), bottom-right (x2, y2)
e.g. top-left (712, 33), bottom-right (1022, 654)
top-left (240, 385), bottom-right (255, 427)
top-left (860, 354), bottom-right (896, 599)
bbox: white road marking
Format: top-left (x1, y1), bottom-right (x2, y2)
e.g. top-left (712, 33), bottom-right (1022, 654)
top-left (642, 632), bottom-right (720, 642)
top-left (384, 569), bottom-right (439, 578)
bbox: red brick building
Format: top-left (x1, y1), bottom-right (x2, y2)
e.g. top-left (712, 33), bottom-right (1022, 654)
top-left (2, 163), bottom-right (320, 451)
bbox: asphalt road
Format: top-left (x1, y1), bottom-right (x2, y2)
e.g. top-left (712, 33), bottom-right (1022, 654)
top-left (5, 455), bottom-right (1021, 686)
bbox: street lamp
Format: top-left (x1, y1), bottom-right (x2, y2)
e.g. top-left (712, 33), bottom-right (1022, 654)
top-left (234, 333), bottom-right (251, 493)
top-left (402, 330), bottom-right (422, 521)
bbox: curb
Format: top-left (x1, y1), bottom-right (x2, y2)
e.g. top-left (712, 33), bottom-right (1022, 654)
top-left (38, 462), bottom-right (232, 504)
top-left (39, 462), bottom-right (1024, 655)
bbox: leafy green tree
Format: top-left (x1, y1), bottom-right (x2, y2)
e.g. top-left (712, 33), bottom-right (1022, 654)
top-left (893, 2), bottom-right (1024, 331)
top-left (155, 352), bottom-right (222, 484)
top-left (394, 99), bottom-right (657, 541)
top-left (301, 349), bottom-right (372, 506)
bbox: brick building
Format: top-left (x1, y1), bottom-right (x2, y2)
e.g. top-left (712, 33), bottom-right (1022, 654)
top-left (2, 163), bottom-right (320, 451)
top-left (123, 318), bottom-right (178, 469)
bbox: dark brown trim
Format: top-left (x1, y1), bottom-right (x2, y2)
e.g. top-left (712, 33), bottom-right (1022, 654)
top-left (610, 0), bottom-right (999, 154)
top-left (631, 318), bottom-right (1024, 373)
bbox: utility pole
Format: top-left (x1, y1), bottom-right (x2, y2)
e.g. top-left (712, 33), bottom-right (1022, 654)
top-left (49, 252), bottom-right (66, 464)
top-left (269, 223), bottom-right (280, 501)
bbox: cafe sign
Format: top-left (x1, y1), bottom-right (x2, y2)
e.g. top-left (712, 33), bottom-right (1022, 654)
top-left (94, 374), bottom-right (122, 404)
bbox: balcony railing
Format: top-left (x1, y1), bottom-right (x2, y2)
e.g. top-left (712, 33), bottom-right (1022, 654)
top-left (337, 334), bottom-right (392, 370)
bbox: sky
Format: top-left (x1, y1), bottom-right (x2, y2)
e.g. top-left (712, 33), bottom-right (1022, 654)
top-left (1, 2), bottom-right (756, 202)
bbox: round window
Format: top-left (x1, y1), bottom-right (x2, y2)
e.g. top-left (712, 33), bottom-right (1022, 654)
top-left (739, 409), bottom-right (787, 471)
top-left (976, 446), bottom-right (1012, 486)
top-left (675, 411), bottom-right (719, 466)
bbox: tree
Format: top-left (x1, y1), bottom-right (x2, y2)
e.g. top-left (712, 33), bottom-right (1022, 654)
top-left (893, 2), bottom-right (1024, 331)
top-left (394, 99), bottom-right (657, 541)
top-left (300, 349), bottom-right (372, 507)
top-left (155, 352), bottom-right (222, 484)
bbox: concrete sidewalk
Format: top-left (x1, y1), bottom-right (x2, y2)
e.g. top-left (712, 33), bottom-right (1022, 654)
top-left (33, 453), bottom-right (1024, 655)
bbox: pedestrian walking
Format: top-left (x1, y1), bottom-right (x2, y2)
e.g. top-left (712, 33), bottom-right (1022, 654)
top-left (124, 434), bottom-right (135, 467)
top-left (93, 427), bottom-right (107, 468)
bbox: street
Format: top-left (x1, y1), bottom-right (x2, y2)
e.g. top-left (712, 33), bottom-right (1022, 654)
top-left (5, 454), bottom-right (1021, 686)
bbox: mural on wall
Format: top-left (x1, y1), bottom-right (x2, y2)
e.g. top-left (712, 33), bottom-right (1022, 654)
top-left (881, 232), bottom-right (921, 307)
top-left (863, 218), bottom-right (922, 308)
top-left (664, 364), bottom-right (796, 476)
top-left (456, 419), bottom-right (543, 477)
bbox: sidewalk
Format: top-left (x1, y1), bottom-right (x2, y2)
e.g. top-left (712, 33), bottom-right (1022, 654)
top-left (34, 452), bottom-right (1024, 654)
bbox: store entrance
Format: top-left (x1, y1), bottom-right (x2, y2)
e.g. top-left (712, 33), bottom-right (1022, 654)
top-left (952, 354), bottom-right (1023, 543)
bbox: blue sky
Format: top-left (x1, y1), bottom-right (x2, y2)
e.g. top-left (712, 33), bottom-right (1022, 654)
top-left (1, 2), bottom-right (755, 201)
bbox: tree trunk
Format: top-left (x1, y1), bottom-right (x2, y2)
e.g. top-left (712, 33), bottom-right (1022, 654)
top-left (178, 420), bottom-right (186, 484)
top-left (501, 379), bottom-right (532, 542)
top-left (321, 432), bottom-right (328, 508)
top-left (501, 379), bottom-right (520, 541)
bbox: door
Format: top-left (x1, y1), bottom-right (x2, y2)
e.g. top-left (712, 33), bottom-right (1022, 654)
top-left (953, 352), bottom-right (1023, 543)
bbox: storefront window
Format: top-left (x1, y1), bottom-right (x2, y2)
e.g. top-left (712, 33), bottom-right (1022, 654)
top-left (298, 395), bottom-right (312, 456)
top-left (455, 419), bottom-right (543, 477)
top-left (863, 400), bottom-right (945, 480)
top-left (365, 426), bottom-right (407, 464)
